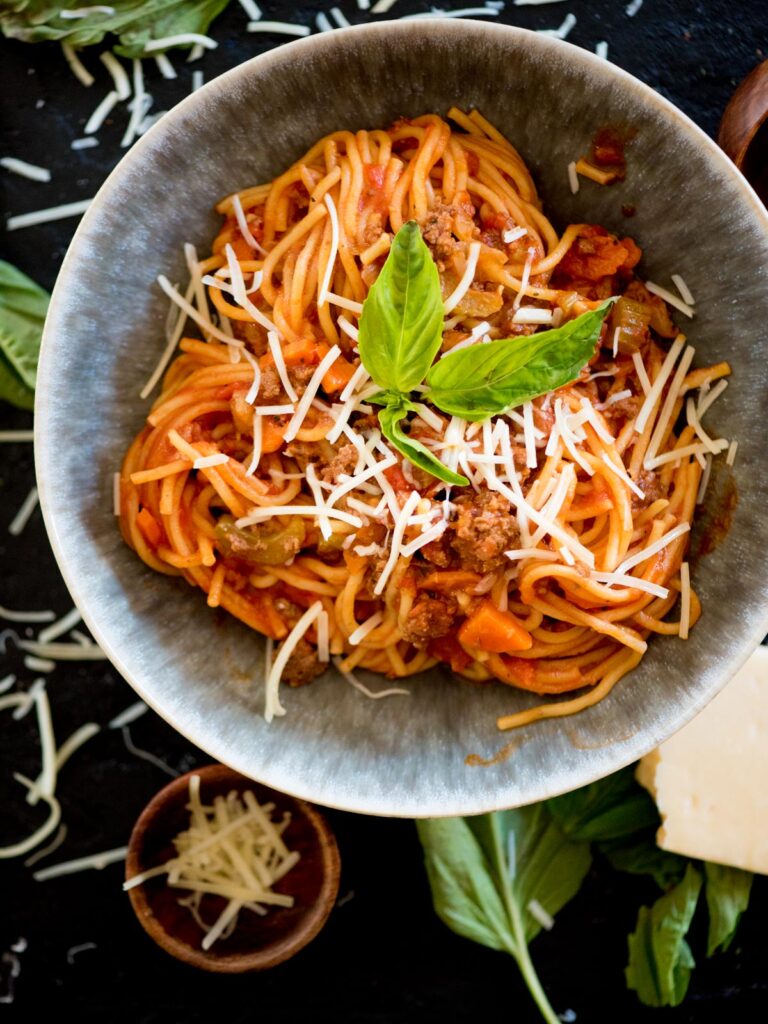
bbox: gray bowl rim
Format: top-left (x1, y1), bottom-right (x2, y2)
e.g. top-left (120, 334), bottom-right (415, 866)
top-left (35, 19), bottom-right (768, 817)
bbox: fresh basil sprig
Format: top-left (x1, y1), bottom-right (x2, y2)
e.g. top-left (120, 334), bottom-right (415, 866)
top-left (422, 767), bottom-right (756, 1022)
top-left (358, 222), bottom-right (468, 486)
top-left (417, 806), bottom-right (592, 1024)
top-left (425, 300), bottom-right (613, 421)
top-left (356, 221), bottom-right (611, 483)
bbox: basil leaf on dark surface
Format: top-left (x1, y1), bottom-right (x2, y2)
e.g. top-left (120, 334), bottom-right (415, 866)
top-left (601, 833), bottom-right (687, 892)
top-left (0, 260), bottom-right (50, 409)
top-left (546, 766), bottom-right (659, 844)
top-left (0, 351), bottom-right (35, 411)
top-left (418, 806), bottom-right (591, 1024)
top-left (378, 401), bottom-right (468, 487)
top-left (358, 221), bottom-right (444, 394)
top-left (0, 1), bottom-right (231, 57)
top-left (425, 301), bottom-right (613, 421)
top-left (547, 765), bottom-right (690, 890)
top-left (416, 817), bottom-right (511, 953)
top-left (625, 863), bottom-right (702, 1007)
top-left (704, 862), bottom-right (753, 956)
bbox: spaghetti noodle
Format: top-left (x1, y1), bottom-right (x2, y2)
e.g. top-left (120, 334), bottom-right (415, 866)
top-left (119, 110), bottom-right (733, 731)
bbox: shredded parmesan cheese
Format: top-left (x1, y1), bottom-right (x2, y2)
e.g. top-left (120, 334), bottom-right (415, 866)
top-left (0, 158), bottom-right (51, 182)
top-left (247, 20), bottom-right (311, 36)
top-left (6, 199), bottom-right (93, 232)
top-left (264, 602), bottom-right (324, 721)
top-left (645, 280), bottom-right (695, 318)
top-left (443, 241), bottom-right (482, 313)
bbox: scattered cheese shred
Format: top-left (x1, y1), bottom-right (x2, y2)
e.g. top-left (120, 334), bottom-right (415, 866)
top-left (564, 161), bottom-right (580, 198)
top-left (8, 486), bottom-right (39, 536)
top-left (246, 20), bottom-right (311, 36)
top-left (332, 656), bottom-right (410, 698)
top-left (34, 846), bottom-right (127, 882)
top-left (6, 199), bottom-right (93, 232)
top-left (99, 51), bottom-right (131, 99)
top-left (0, 158), bottom-right (51, 182)
top-left (143, 34), bottom-right (217, 53)
top-left (61, 42), bottom-right (94, 87)
top-left (264, 602), bottom-right (324, 722)
top-left (443, 241), bottom-right (482, 313)
top-left (645, 280), bottom-right (695, 318)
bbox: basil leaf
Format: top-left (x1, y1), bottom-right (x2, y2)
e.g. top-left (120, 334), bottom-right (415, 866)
top-left (425, 302), bottom-right (613, 421)
top-left (416, 818), bottom-right (512, 953)
top-left (378, 401), bottom-right (468, 487)
top-left (625, 863), bottom-right (702, 1007)
top-left (0, 261), bottom-right (50, 409)
top-left (600, 834), bottom-right (687, 892)
top-left (0, 260), bottom-right (49, 391)
top-left (0, 352), bottom-right (35, 411)
top-left (358, 221), bottom-right (443, 394)
top-left (0, 1), bottom-right (230, 58)
top-left (546, 766), bottom-right (659, 843)
top-left (704, 862), bottom-right (753, 956)
top-left (418, 806), bottom-right (591, 1024)
top-left (473, 805), bottom-right (592, 943)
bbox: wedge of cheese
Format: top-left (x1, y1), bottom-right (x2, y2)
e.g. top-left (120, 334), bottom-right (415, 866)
top-left (636, 644), bottom-right (768, 874)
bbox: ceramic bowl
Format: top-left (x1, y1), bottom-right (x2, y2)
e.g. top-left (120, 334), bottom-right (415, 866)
top-left (36, 20), bottom-right (768, 817)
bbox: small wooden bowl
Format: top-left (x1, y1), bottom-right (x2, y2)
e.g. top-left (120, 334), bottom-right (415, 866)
top-left (125, 764), bottom-right (340, 972)
top-left (718, 59), bottom-right (768, 203)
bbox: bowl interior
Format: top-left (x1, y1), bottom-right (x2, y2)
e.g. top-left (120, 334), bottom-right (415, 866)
top-left (36, 20), bottom-right (768, 817)
top-left (126, 766), bottom-right (340, 971)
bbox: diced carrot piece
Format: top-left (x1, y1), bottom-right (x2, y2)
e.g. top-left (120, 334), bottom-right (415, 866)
top-left (261, 417), bottom-right (288, 453)
top-left (418, 571), bottom-right (482, 592)
top-left (458, 599), bottom-right (533, 654)
top-left (283, 336), bottom-right (318, 366)
top-left (137, 507), bottom-right (163, 547)
top-left (316, 341), bottom-right (356, 392)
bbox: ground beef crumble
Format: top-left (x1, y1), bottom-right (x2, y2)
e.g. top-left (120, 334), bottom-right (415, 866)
top-left (320, 443), bottom-right (359, 484)
top-left (631, 469), bottom-right (664, 512)
top-left (281, 637), bottom-right (324, 687)
top-left (400, 596), bottom-right (457, 648)
top-left (450, 488), bottom-right (520, 573)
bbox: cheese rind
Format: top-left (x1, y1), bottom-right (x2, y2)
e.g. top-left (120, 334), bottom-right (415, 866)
top-left (637, 645), bottom-right (768, 874)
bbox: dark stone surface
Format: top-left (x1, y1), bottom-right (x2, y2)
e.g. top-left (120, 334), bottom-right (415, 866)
top-left (2, 2), bottom-right (767, 1021)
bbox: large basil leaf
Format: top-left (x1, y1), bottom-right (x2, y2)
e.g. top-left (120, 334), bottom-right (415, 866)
top-left (704, 862), bottom-right (753, 956)
top-left (416, 817), bottom-right (512, 953)
top-left (0, 261), bottom-right (50, 409)
top-left (358, 221), bottom-right (444, 394)
top-left (0, 1), bottom-right (231, 57)
top-left (418, 806), bottom-right (591, 1024)
top-left (425, 302), bottom-right (612, 421)
top-left (378, 400), bottom-right (468, 487)
top-left (625, 863), bottom-right (702, 1007)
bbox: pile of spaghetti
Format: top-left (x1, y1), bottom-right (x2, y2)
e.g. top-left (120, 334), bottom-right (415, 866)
top-left (118, 109), bottom-right (735, 730)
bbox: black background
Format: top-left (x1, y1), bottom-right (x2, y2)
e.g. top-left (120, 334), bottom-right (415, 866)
top-left (2, 2), bottom-right (768, 1021)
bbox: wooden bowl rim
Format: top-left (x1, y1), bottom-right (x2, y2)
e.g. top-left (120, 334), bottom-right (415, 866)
top-left (718, 59), bottom-right (768, 169)
top-left (125, 764), bottom-right (341, 972)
